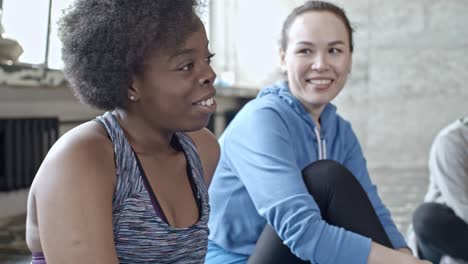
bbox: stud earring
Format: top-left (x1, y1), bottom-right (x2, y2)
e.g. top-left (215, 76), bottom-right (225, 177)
top-left (129, 95), bottom-right (136, 101)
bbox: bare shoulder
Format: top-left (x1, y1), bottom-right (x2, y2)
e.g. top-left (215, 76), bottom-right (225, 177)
top-left (186, 128), bottom-right (220, 188)
top-left (31, 120), bottom-right (115, 200)
top-left (27, 120), bottom-right (119, 262)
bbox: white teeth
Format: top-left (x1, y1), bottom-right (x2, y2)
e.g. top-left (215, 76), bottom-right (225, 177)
top-left (197, 97), bottom-right (214, 106)
top-left (308, 79), bottom-right (332, 85)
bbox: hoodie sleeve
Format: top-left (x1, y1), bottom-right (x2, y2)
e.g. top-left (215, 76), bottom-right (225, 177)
top-left (224, 106), bottom-right (371, 264)
top-left (429, 125), bottom-right (468, 223)
top-left (342, 123), bottom-right (408, 249)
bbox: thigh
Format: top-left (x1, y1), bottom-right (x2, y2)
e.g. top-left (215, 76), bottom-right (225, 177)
top-left (248, 160), bottom-right (392, 264)
top-left (302, 160), bottom-right (392, 247)
top-left (413, 202), bottom-right (468, 261)
top-left (417, 237), bottom-right (445, 264)
top-left (247, 224), bottom-right (309, 264)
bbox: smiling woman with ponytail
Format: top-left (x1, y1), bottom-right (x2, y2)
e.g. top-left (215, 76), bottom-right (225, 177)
top-left (206, 1), bottom-right (431, 264)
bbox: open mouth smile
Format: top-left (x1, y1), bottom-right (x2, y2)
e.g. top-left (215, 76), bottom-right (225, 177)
top-left (194, 97), bottom-right (215, 106)
top-left (306, 79), bottom-right (333, 85)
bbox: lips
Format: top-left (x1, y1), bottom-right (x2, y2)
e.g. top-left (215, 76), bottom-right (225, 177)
top-left (306, 76), bottom-right (334, 84)
top-left (307, 79), bottom-right (332, 85)
top-left (195, 97), bottom-right (215, 106)
top-left (193, 91), bottom-right (216, 106)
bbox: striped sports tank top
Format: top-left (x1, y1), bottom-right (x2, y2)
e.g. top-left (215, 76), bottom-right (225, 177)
top-left (32, 112), bottom-right (210, 263)
top-left (99, 112), bottom-right (210, 263)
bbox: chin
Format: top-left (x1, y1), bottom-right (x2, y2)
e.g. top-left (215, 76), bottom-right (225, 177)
top-left (310, 94), bottom-right (336, 105)
top-left (306, 98), bottom-right (329, 107)
top-left (179, 119), bottom-right (211, 132)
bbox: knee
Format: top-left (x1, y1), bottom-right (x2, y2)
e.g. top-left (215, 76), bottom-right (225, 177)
top-left (302, 160), bottom-right (358, 191)
top-left (413, 202), bottom-right (453, 238)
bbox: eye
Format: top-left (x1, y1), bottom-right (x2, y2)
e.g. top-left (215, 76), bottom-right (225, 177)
top-left (329, 48), bottom-right (342, 54)
top-left (298, 48), bottom-right (312, 54)
top-left (178, 62), bottom-right (194, 71)
top-left (206, 53), bottom-right (216, 64)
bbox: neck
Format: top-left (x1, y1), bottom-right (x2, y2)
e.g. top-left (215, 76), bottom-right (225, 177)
top-left (310, 112), bottom-right (321, 130)
top-left (290, 90), bottom-right (326, 130)
top-left (301, 101), bottom-right (324, 130)
top-left (112, 109), bottom-right (176, 156)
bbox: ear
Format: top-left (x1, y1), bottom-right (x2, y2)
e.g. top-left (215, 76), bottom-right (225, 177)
top-left (128, 76), bottom-right (141, 102)
top-left (279, 48), bottom-right (287, 73)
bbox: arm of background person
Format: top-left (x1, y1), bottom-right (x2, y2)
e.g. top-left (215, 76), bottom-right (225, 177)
top-left (187, 128), bottom-right (220, 188)
top-left (225, 107), bottom-right (371, 264)
top-left (342, 123), bottom-right (408, 250)
top-left (32, 123), bottom-right (119, 264)
top-left (429, 126), bottom-right (468, 222)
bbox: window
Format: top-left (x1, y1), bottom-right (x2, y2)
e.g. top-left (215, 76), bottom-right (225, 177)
top-left (1, 0), bottom-right (210, 70)
top-left (2, 0), bottom-right (73, 69)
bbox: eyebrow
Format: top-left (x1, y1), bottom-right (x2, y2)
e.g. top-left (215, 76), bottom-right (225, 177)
top-left (168, 40), bottom-right (211, 62)
top-left (168, 49), bottom-right (196, 61)
top-left (296, 40), bottom-right (346, 46)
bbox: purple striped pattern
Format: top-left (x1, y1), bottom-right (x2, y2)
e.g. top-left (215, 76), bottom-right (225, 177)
top-left (31, 252), bottom-right (46, 264)
top-left (98, 112), bottom-right (210, 263)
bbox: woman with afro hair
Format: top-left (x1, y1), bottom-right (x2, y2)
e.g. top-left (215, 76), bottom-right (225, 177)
top-left (25, 0), bottom-right (219, 263)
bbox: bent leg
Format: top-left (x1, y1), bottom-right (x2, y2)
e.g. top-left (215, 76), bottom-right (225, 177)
top-left (248, 160), bottom-right (391, 264)
top-left (413, 202), bottom-right (468, 263)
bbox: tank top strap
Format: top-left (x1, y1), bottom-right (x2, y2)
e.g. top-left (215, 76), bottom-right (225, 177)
top-left (95, 112), bottom-right (144, 209)
top-left (175, 132), bottom-right (208, 200)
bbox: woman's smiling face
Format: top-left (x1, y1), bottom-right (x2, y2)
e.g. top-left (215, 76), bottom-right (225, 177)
top-left (131, 23), bottom-right (217, 132)
top-left (280, 11), bottom-right (352, 116)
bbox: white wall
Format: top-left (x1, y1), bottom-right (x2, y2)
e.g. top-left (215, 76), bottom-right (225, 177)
top-left (210, 0), bottom-right (468, 169)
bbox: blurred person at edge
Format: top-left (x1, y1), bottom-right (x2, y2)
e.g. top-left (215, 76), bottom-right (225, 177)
top-left (408, 117), bottom-right (468, 264)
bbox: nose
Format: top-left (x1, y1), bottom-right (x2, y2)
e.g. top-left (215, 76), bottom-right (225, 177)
top-left (199, 64), bottom-right (217, 86)
top-left (311, 53), bottom-right (329, 72)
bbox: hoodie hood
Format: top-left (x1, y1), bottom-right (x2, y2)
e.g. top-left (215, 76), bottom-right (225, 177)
top-left (258, 80), bottom-right (337, 134)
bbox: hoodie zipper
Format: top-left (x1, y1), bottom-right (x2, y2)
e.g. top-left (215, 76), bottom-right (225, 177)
top-left (314, 127), bottom-right (327, 160)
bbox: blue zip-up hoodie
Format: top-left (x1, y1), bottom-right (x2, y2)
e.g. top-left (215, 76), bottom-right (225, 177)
top-left (207, 81), bottom-right (407, 264)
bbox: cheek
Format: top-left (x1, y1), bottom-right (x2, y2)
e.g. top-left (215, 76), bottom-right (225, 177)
top-left (288, 62), bottom-right (309, 79)
top-left (144, 89), bottom-right (182, 112)
top-left (341, 64), bottom-right (351, 76)
top-left (285, 55), bottom-right (308, 73)
top-left (299, 64), bottom-right (310, 76)
top-left (338, 58), bottom-right (352, 75)
top-left (296, 58), bottom-right (310, 70)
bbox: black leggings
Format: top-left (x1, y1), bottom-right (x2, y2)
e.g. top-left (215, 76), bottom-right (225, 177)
top-left (247, 160), bottom-right (392, 264)
top-left (413, 202), bottom-right (468, 263)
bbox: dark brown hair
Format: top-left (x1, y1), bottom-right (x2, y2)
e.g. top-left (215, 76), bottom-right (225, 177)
top-left (280, 0), bottom-right (354, 52)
